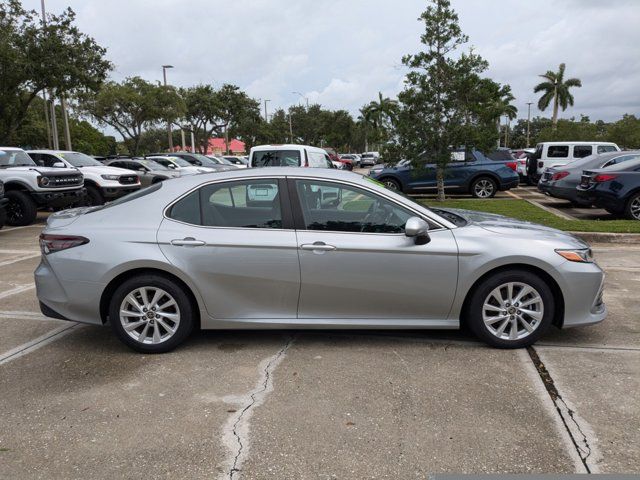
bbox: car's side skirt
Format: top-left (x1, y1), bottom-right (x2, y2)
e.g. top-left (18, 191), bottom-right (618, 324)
top-left (201, 316), bottom-right (459, 330)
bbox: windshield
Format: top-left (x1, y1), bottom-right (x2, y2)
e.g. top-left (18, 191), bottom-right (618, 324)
top-left (138, 160), bottom-right (169, 170)
top-left (59, 152), bottom-right (103, 167)
top-left (160, 157), bottom-right (191, 167)
top-left (0, 149), bottom-right (36, 168)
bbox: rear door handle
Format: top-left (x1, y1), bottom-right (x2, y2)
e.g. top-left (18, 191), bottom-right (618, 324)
top-left (171, 237), bottom-right (206, 247)
top-left (300, 242), bottom-right (336, 252)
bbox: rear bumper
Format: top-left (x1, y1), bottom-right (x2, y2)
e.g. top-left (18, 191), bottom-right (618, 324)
top-left (32, 188), bottom-right (85, 208)
top-left (539, 183), bottom-right (582, 203)
top-left (499, 177), bottom-right (519, 190)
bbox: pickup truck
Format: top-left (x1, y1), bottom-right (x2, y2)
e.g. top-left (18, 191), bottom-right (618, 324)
top-left (0, 147), bottom-right (84, 226)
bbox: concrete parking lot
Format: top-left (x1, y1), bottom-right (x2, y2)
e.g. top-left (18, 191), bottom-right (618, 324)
top-left (0, 216), bottom-right (638, 478)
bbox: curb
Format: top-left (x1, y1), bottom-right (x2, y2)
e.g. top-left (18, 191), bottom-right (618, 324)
top-left (570, 231), bottom-right (640, 245)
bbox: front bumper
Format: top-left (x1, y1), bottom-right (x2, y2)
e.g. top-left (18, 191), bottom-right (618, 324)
top-left (102, 186), bottom-right (140, 199)
top-left (32, 188), bottom-right (86, 208)
top-left (557, 260), bottom-right (607, 328)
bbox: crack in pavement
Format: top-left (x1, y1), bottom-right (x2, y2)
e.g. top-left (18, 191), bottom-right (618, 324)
top-left (527, 346), bottom-right (600, 473)
top-left (219, 336), bottom-right (295, 480)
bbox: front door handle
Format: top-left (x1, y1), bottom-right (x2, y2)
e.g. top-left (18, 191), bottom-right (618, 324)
top-left (300, 242), bottom-right (336, 252)
top-left (171, 237), bottom-right (206, 247)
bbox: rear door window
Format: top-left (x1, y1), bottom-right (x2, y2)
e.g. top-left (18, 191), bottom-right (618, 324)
top-left (308, 151), bottom-right (330, 168)
top-left (547, 146), bottom-right (569, 158)
top-left (252, 150), bottom-right (301, 167)
top-left (598, 145), bottom-right (618, 154)
top-left (573, 146), bottom-right (592, 158)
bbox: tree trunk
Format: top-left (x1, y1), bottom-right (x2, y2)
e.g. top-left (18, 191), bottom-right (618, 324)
top-left (436, 165), bottom-right (445, 201)
top-left (552, 87), bottom-right (559, 131)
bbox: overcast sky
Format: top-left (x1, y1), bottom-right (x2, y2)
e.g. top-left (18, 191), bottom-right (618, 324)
top-left (25, 0), bottom-right (640, 123)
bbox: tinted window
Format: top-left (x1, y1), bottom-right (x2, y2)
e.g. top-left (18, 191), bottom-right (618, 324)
top-left (547, 146), bottom-right (569, 158)
top-left (295, 180), bottom-right (413, 233)
top-left (573, 146), bottom-right (592, 158)
top-left (201, 180), bottom-right (282, 228)
top-left (0, 149), bottom-right (36, 167)
top-left (598, 145), bottom-right (618, 154)
top-left (252, 150), bottom-right (301, 167)
top-left (60, 152), bottom-right (103, 166)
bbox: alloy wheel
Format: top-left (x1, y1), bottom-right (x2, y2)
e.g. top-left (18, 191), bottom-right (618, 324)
top-left (6, 201), bottom-right (23, 223)
top-left (119, 287), bottom-right (181, 345)
top-left (630, 196), bottom-right (640, 220)
top-left (383, 180), bottom-right (399, 191)
top-left (482, 282), bottom-right (544, 341)
top-left (474, 179), bottom-right (494, 198)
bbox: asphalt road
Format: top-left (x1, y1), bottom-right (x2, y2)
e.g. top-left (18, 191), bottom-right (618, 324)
top-left (0, 216), bottom-right (638, 478)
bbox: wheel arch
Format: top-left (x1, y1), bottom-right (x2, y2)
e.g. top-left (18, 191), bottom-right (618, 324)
top-left (4, 181), bottom-right (33, 192)
top-left (460, 263), bottom-right (565, 329)
top-left (467, 172), bottom-right (501, 191)
top-left (99, 267), bottom-right (201, 329)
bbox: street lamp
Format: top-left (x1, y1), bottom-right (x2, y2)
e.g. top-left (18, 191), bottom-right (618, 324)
top-left (292, 91), bottom-right (309, 109)
top-left (162, 65), bottom-right (174, 150)
top-left (526, 102), bottom-right (533, 148)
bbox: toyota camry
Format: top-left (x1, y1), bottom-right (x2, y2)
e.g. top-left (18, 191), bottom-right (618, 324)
top-left (35, 168), bottom-right (606, 353)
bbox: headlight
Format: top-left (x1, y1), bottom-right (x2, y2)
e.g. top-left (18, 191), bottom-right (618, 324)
top-left (37, 176), bottom-right (50, 187)
top-left (556, 248), bottom-right (594, 263)
top-left (101, 174), bottom-right (119, 181)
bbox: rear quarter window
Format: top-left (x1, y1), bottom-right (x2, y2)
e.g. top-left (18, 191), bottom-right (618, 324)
top-left (547, 146), bottom-right (569, 158)
top-left (252, 150), bottom-right (301, 167)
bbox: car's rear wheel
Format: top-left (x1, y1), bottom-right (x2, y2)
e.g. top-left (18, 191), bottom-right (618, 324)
top-left (470, 177), bottom-right (497, 198)
top-left (109, 275), bottom-right (194, 353)
top-left (5, 190), bottom-right (37, 226)
top-left (466, 270), bottom-right (554, 348)
top-left (380, 178), bottom-right (402, 192)
top-left (624, 193), bottom-right (640, 220)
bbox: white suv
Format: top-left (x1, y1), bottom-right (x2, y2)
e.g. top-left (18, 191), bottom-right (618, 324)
top-left (27, 150), bottom-right (141, 206)
top-left (0, 147), bottom-right (84, 226)
top-left (249, 144), bottom-right (333, 168)
top-left (529, 141), bottom-right (620, 179)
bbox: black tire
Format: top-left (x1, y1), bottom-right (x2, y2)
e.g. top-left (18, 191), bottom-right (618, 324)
top-left (470, 177), bottom-right (497, 198)
top-left (109, 274), bottom-right (195, 353)
top-left (624, 193), bottom-right (640, 220)
top-left (380, 177), bottom-right (402, 192)
top-left (0, 206), bottom-right (6, 229)
top-left (5, 190), bottom-right (38, 226)
top-left (84, 185), bottom-right (105, 206)
top-left (465, 270), bottom-right (555, 348)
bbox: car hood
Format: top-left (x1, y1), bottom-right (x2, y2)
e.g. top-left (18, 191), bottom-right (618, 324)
top-left (78, 166), bottom-right (138, 176)
top-left (441, 208), bottom-right (588, 247)
top-left (2, 166), bottom-right (79, 175)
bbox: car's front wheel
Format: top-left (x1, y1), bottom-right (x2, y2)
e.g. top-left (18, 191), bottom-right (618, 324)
top-left (5, 190), bottom-right (37, 226)
top-left (466, 270), bottom-right (554, 348)
top-left (109, 274), bottom-right (195, 353)
top-left (470, 177), bottom-right (497, 198)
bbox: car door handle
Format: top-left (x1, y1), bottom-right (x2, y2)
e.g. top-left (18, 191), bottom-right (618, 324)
top-left (300, 242), bottom-right (336, 252)
top-left (171, 238), bottom-right (206, 247)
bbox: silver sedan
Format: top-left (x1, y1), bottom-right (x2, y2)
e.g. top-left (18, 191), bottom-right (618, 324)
top-left (35, 168), bottom-right (606, 353)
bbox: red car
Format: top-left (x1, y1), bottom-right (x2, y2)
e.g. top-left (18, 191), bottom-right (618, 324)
top-left (324, 148), bottom-right (352, 170)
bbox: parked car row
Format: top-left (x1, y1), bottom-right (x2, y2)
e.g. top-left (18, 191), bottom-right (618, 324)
top-left (538, 150), bottom-right (640, 219)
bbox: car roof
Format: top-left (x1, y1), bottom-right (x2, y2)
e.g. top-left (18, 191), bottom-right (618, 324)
top-left (0, 147), bottom-right (26, 151)
top-left (537, 141), bottom-right (618, 146)
top-left (250, 144), bottom-right (327, 154)
top-left (25, 149), bottom-right (79, 154)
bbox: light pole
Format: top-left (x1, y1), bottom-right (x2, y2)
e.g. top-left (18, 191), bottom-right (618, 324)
top-left (526, 102), bottom-right (533, 148)
top-left (162, 65), bottom-right (174, 150)
top-left (293, 91), bottom-right (309, 109)
top-left (264, 99), bottom-right (270, 122)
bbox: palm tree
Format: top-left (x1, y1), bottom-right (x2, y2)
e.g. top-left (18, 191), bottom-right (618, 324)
top-left (362, 92), bottom-right (398, 130)
top-left (491, 85), bottom-right (517, 147)
top-left (534, 63), bottom-right (582, 130)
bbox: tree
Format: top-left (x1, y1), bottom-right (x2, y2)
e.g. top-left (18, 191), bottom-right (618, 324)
top-left (607, 114), bottom-right (640, 149)
top-left (362, 92), bottom-right (398, 135)
top-left (534, 63), bottom-right (582, 130)
top-left (82, 77), bottom-right (185, 155)
top-left (0, 0), bottom-right (111, 144)
top-left (392, 0), bottom-right (508, 200)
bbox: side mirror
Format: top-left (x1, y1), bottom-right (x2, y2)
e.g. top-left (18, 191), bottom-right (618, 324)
top-left (53, 161), bottom-right (66, 168)
top-left (405, 217), bottom-right (431, 245)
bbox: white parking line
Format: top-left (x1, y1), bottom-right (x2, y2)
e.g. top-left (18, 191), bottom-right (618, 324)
top-left (0, 253), bottom-right (41, 267)
top-left (0, 311), bottom-right (50, 321)
top-left (0, 225), bottom-right (43, 233)
top-left (0, 323), bottom-right (80, 366)
top-left (0, 284), bottom-right (35, 300)
top-left (0, 249), bottom-right (40, 255)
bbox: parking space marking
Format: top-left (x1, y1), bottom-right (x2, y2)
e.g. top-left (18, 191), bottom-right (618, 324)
top-left (0, 249), bottom-right (40, 255)
top-left (0, 323), bottom-right (80, 366)
top-left (0, 284), bottom-right (35, 300)
top-left (0, 253), bottom-right (41, 267)
top-left (0, 311), bottom-right (49, 321)
top-left (518, 348), bottom-right (590, 473)
top-left (0, 225), bottom-right (43, 233)
top-left (218, 336), bottom-right (295, 480)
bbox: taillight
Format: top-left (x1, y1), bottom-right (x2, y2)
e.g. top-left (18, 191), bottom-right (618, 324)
top-left (551, 171), bottom-right (570, 181)
top-left (593, 174), bottom-right (618, 183)
top-left (39, 234), bottom-right (89, 255)
top-left (506, 161), bottom-right (517, 171)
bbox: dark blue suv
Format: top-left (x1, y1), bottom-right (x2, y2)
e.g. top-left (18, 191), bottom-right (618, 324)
top-left (368, 149), bottom-right (519, 198)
